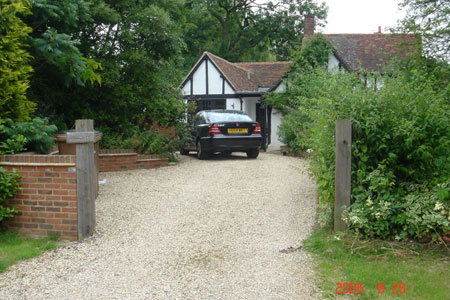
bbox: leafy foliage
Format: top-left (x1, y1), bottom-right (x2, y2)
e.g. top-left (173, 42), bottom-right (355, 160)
top-left (101, 116), bottom-right (189, 161)
top-left (398, 0), bottom-right (450, 61)
top-left (182, 0), bottom-right (328, 68)
top-left (26, 0), bottom-right (100, 86)
top-left (29, 0), bottom-right (187, 138)
top-left (0, 118), bottom-right (57, 154)
top-left (6, 0), bottom-right (331, 147)
top-left (268, 53), bottom-right (450, 239)
top-left (0, 0), bottom-right (35, 121)
top-left (0, 168), bottom-right (21, 221)
top-left (267, 35), bottom-right (332, 151)
top-left (0, 134), bottom-right (27, 155)
top-left (291, 33), bottom-right (332, 70)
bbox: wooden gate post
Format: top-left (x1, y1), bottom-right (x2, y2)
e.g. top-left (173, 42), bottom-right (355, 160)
top-left (335, 120), bottom-right (352, 232)
top-left (67, 120), bottom-right (96, 239)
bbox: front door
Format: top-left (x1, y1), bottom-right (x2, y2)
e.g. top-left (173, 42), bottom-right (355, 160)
top-left (256, 103), bottom-right (269, 150)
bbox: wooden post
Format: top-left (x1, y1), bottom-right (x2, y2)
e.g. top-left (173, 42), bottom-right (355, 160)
top-left (67, 120), bottom-right (96, 239)
top-left (335, 120), bottom-right (352, 232)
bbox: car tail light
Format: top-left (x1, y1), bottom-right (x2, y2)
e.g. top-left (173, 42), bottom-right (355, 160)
top-left (208, 123), bottom-right (221, 135)
top-left (253, 123), bottom-right (261, 134)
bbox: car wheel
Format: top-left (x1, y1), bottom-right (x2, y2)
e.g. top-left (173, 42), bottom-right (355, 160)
top-left (246, 148), bottom-right (259, 159)
top-left (196, 141), bottom-right (209, 160)
top-left (180, 148), bottom-right (189, 155)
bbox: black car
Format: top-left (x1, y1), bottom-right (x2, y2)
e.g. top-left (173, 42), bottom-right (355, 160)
top-left (181, 110), bottom-right (262, 159)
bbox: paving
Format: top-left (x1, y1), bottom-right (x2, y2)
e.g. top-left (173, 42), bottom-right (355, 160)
top-left (0, 152), bottom-right (319, 299)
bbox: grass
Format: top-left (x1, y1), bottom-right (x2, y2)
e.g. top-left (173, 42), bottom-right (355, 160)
top-left (303, 229), bottom-right (450, 299)
top-left (0, 228), bottom-right (59, 273)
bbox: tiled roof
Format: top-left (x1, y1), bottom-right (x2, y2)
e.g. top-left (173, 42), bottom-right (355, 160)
top-left (235, 62), bottom-right (292, 89)
top-left (184, 32), bottom-right (416, 94)
top-left (324, 33), bottom-right (417, 73)
top-left (206, 52), bottom-right (292, 93)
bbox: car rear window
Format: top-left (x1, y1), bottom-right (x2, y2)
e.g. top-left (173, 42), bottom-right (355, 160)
top-left (207, 112), bottom-right (253, 123)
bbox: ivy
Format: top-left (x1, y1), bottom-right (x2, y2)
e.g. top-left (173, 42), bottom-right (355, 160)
top-left (0, 167), bottom-right (21, 221)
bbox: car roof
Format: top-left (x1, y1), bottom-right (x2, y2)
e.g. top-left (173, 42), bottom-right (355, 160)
top-left (199, 110), bottom-right (248, 115)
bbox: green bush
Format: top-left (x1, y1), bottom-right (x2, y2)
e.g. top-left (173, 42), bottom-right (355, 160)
top-left (0, 117), bottom-right (57, 154)
top-left (0, 134), bottom-right (27, 154)
top-left (0, 167), bottom-right (21, 221)
top-left (100, 117), bottom-right (189, 162)
top-left (344, 171), bottom-right (449, 240)
top-left (128, 122), bottom-right (181, 156)
top-left (277, 109), bottom-right (312, 151)
top-left (268, 58), bottom-right (450, 240)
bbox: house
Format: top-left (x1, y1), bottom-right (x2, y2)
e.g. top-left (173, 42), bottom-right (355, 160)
top-left (180, 51), bottom-right (292, 150)
top-left (181, 16), bottom-right (417, 151)
top-left (303, 16), bottom-right (418, 87)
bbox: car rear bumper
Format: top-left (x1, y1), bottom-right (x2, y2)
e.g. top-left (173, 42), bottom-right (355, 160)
top-left (200, 135), bottom-right (262, 152)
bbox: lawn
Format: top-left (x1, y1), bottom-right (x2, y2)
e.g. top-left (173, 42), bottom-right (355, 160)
top-left (304, 230), bottom-right (450, 300)
top-left (0, 229), bottom-right (59, 273)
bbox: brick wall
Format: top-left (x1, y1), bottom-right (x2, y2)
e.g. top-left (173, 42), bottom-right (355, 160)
top-left (0, 155), bottom-right (78, 241)
top-left (99, 149), bottom-right (168, 172)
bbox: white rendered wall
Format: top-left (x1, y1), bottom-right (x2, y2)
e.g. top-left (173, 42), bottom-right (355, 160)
top-left (226, 98), bottom-right (241, 110)
top-left (267, 108), bottom-right (285, 151)
top-left (328, 53), bottom-right (341, 73)
top-left (242, 97), bottom-right (258, 121)
top-left (268, 82), bottom-right (286, 151)
top-left (182, 80), bottom-right (191, 95)
top-left (208, 60), bottom-right (222, 94)
top-left (274, 82), bottom-right (286, 93)
top-left (366, 76), bottom-right (384, 90)
top-left (224, 81), bottom-right (235, 94)
top-left (192, 61), bottom-right (206, 95)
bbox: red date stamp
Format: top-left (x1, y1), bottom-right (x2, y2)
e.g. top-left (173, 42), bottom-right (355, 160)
top-left (336, 282), bottom-right (406, 294)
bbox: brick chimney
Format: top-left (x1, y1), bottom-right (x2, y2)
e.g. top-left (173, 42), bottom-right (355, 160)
top-left (304, 15), bottom-right (315, 37)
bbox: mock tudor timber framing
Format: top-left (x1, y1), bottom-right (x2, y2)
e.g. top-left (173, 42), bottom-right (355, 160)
top-left (181, 53), bottom-right (237, 98)
top-left (181, 51), bottom-right (292, 150)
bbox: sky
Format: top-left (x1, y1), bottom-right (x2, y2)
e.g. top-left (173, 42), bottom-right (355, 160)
top-left (320, 0), bottom-right (406, 34)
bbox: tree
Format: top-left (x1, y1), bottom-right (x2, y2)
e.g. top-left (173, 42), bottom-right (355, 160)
top-left (30, 0), bottom-right (187, 135)
top-left (182, 0), bottom-right (327, 68)
top-left (398, 0), bottom-right (450, 61)
top-left (26, 0), bottom-right (101, 86)
top-left (0, 0), bottom-right (35, 121)
top-left (265, 34), bottom-right (332, 150)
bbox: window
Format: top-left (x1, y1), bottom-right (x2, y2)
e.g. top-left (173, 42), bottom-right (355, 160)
top-left (206, 112), bottom-right (252, 123)
top-left (196, 99), bottom-right (226, 112)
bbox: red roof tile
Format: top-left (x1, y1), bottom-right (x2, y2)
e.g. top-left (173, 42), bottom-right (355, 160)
top-left (206, 52), bottom-right (292, 93)
top-left (235, 62), bottom-right (292, 89)
top-left (324, 33), bottom-right (418, 72)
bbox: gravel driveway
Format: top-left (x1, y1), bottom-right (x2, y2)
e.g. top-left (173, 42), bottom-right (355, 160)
top-left (0, 152), bottom-right (319, 300)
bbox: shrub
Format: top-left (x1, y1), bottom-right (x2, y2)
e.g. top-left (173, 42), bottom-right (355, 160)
top-left (277, 109), bottom-right (312, 151)
top-left (0, 134), bottom-right (27, 154)
top-left (0, 117), bottom-right (57, 154)
top-left (100, 116), bottom-right (189, 162)
top-left (0, 167), bottom-right (21, 221)
top-left (344, 179), bottom-right (449, 241)
top-left (127, 122), bottom-right (181, 156)
top-left (268, 58), bottom-right (450, 240)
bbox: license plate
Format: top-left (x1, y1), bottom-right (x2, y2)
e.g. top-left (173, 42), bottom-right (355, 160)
top-left (228, 128), bottom-right (248, 134)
